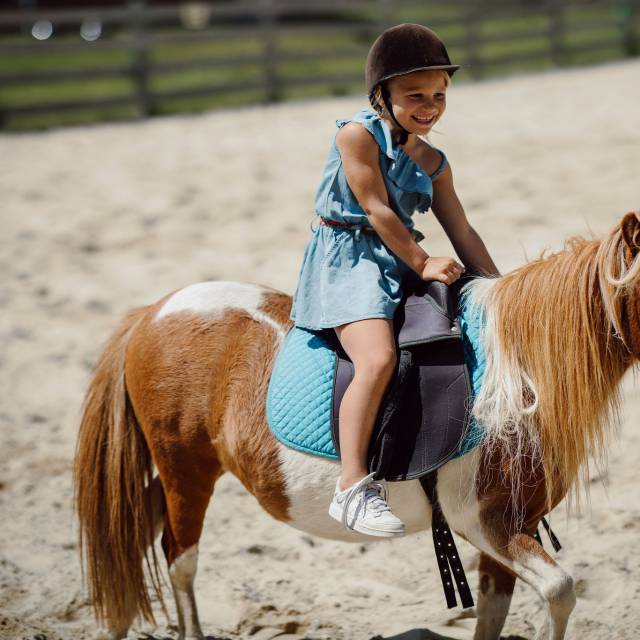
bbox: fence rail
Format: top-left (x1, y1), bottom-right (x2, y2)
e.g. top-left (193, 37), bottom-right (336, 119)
top-left (0, 0), bottom-right (638, 129)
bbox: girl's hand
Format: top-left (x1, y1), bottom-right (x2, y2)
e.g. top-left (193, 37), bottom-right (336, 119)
top-left (421, 256), bottom-right (464, 285)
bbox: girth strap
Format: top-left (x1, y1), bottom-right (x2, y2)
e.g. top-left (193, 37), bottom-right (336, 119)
top-left (419, 472), bottom-right (474, 609)
top-left (534, 516), bottom-right (562, 552)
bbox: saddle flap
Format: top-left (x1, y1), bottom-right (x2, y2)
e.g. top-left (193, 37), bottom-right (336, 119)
top-left (381, 341), bottom-right (471, 480)
top-left (396, 280), bottom-right (461, 348)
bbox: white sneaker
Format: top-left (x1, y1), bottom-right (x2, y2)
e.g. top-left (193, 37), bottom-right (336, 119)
top-left (328, 472), bottom-right (405, 538)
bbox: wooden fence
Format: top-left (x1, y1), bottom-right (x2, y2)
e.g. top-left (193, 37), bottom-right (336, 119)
top-left (0, 0), bottom-right (638, 129)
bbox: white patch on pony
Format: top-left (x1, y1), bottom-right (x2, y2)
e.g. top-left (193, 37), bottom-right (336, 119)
top-left (436, 448), bottom-right (502, 560)
top-left (436, 448), bottom-right (528, 591)
top-left (276, 443), bottom-right (431, 542)
top-left (169, 544), bottom-right (203, 639)
top-left (512, 552), bottom-right (574, 604)
top-left (169, 544), bottom-right (198, 587)
top-left (437, 448), bottom-right (482, 532)
top-left (510, 549), bottom-right (576, 637)
top-left (155, 280), bottom-right (286, 340)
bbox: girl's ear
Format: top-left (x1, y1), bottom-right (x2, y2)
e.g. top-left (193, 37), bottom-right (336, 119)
top-left (621, 211), bottom-right (640, 255)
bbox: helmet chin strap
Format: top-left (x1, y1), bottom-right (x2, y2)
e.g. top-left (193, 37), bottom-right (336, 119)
top-left (381, 86), bottom-right (409, 146)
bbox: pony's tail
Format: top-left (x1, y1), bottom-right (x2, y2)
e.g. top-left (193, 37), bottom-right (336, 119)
top-left (74, 305), bottom-right (164, 631)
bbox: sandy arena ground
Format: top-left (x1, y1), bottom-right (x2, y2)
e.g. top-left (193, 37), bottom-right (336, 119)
top-left (1, 60), bottom-right (639, 640)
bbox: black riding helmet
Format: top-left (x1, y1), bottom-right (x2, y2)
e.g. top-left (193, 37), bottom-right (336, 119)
top-left (365, 23), bottom-right (460, 145)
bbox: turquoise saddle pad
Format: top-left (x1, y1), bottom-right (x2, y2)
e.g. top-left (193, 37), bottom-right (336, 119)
top-left (266, 300), bottom-right (487, 462)
top-left (267, 326), bottom-right (339, 458)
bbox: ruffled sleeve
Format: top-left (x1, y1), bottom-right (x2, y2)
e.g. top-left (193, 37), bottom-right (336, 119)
top-left (429, 148), bottom-right (448, 180)
top-left (336, 109), bottom-right (396, 160)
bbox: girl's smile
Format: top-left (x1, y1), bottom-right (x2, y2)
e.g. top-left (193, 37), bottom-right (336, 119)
top-left (411, 113), bottom-right (437, 126)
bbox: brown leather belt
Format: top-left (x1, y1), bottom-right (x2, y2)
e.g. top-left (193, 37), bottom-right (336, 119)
top-left (316, 216), bottom-right (425, 243)
top-left (318, 216), bottom-right (377, 233)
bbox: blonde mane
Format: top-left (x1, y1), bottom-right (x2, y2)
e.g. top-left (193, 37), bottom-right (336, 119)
top-left (468, 218), bottom-right (640, 519)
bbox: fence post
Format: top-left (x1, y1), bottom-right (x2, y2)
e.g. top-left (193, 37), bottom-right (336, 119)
top-left (464, 3), bottom-right (482, 80)
top-left (549, 0), bottom-right (566, 66)
top-left (619, 0), bottom-right (639, 56)
top-left (260, 0), bottom-right (279, 103)
top-left (130, 0), bottom-right (152, 117)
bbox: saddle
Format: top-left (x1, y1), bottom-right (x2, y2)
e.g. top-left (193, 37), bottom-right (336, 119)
top-left (320, 277), bottom-right (472, 482)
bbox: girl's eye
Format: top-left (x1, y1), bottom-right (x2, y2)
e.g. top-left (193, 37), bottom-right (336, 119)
top-left (434, 93), bottom-right (445, 100)
top-left (408, 94), bottom-right (422, 100)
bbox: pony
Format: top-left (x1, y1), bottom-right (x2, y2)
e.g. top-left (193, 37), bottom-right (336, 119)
top-left (74, 211), bottom-right (640, 640)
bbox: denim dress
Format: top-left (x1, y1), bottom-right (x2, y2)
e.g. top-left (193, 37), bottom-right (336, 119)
top-left (289, 108), bottom-right (447, 330)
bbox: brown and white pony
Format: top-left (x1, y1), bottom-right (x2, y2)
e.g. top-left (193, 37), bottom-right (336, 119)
top-left (74, 212), bottom-right (640, 640)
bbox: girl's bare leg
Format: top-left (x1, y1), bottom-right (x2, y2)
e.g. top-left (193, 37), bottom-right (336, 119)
top-left (334, 318), bottom-right (397, 490)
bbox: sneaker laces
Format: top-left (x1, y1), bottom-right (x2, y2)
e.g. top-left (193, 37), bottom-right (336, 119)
top-left (341, 472), bottom-right (391, 531)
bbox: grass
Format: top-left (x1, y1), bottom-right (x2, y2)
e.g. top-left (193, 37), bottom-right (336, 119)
top-left (0, 45), bottom-right (131, 74)
top-left (149, 63), bottom-right (263, 93)
top-left (0, 0), bottom-right (636, 131)
top-left (1, 76), bottom-right (134, 107)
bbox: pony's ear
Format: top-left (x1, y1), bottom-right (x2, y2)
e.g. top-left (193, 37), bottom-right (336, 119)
top-left (621, 211), bottom-right (640, 254)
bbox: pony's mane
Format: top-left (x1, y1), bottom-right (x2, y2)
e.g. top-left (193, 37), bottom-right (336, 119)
top-left (467, 222), bottom-right (639, 520)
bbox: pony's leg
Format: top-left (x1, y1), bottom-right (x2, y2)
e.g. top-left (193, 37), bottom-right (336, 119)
top-left (473, 553), bottom-right (516, 640)
top-left (157, 453), bottom-right (223, 640)
top-left (467, 527), bottom-right (574, 640)
top-left (503, 532), bottom-right (574, 640)
top-left (438, 458), bottom-right (574, 640)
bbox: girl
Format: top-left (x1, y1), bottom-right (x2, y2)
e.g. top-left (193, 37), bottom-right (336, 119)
top-left (289, 23), bottom-right (499, 537)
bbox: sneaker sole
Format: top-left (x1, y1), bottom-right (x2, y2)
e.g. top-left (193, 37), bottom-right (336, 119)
top-left (328, 504), bottom-right (405, 538)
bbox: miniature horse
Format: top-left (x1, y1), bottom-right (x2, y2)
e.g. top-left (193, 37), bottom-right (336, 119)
top-left (75, 212), bottom-right (640, 640)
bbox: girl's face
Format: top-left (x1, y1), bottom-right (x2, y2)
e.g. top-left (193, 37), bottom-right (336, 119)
top-left (385, 70), bottom-right (448, 136)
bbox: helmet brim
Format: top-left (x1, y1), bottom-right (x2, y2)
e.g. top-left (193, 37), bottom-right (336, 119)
top-left (375, 64), bottom-right (461, 87)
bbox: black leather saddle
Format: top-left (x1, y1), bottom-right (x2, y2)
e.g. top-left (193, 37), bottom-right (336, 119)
top-left (316, 277), bottom-right (472, 482)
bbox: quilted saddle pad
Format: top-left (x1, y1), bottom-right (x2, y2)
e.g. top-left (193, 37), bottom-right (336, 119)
top-left (266, 326), bottom-right (339, 458)
top-left (266, 297), bottom-right (487, 463)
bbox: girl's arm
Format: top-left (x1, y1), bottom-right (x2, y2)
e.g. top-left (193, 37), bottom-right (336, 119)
top-left (336, 123), bottom-right (463, 284)
top-left (431, 163), bottom-right (500, 277)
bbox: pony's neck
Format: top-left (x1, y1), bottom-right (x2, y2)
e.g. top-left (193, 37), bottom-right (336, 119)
top-left (468, 236), bottom-right (631, 512)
